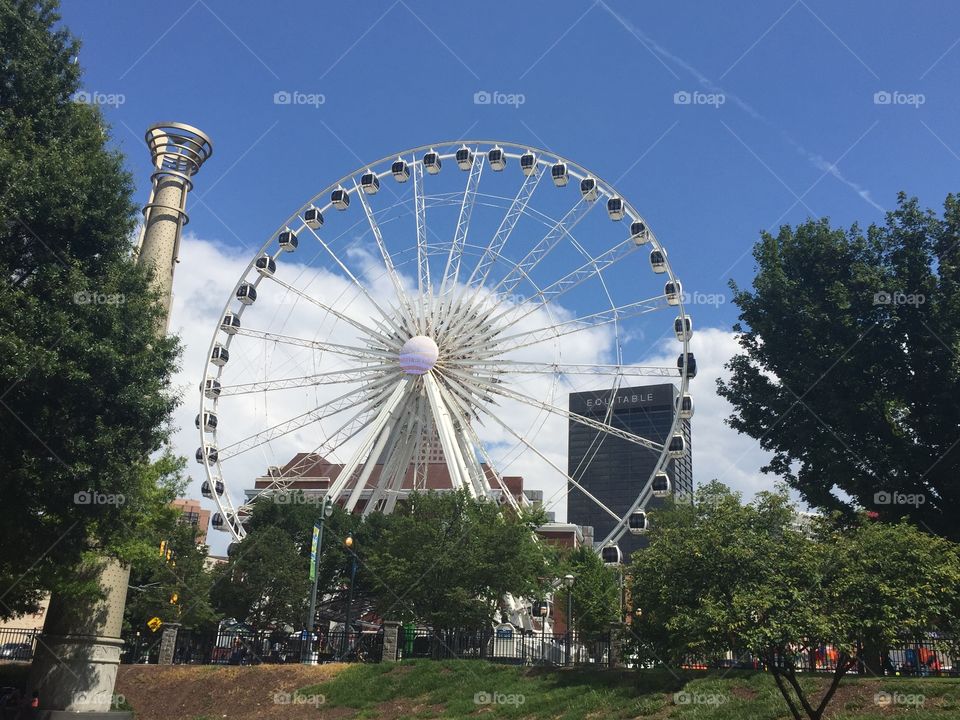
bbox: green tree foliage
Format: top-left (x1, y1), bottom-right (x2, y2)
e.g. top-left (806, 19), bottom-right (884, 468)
top-left (124, 512), bottom-right (217, 633)
top-left (718, 194), bottom-right (960, 538)
top-left (0, 0), bottom-right (182, 618)
top-left (628, 481), bottom-right (960, 720)
top-left (554, 545), bottom-right (620, 636)
top-left (361, 491), bottom-right (551, 630)
top-left (209, 524), bottom-right (309, 632)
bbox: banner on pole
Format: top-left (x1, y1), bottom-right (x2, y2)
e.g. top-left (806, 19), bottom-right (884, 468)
top-left (309, 524), bottom-right (320, 580)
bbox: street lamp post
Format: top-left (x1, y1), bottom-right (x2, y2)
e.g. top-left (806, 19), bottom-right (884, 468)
top-left (341, 535), bottom-right (358, 659)
top-left (302, 495), bottom-right (333, 664)
top-left (563, 574), bottom-right (575, 666)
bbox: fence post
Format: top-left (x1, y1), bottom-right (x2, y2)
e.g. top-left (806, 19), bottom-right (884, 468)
top-left (382, 621), bottom-right (400, 662)
top-left (608, 622), bottom-right (624, 668)
top-left (158, 624), bottom-right (180, 665)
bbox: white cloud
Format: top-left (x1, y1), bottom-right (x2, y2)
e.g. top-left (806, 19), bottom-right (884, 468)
top-left (168, 235), bottom-right (776, 555)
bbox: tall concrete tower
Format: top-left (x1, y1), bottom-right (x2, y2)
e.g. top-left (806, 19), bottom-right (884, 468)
top-left (28, 123), bottom-right (212, 716)
top-left (138, 122), bottom-right (214, 328)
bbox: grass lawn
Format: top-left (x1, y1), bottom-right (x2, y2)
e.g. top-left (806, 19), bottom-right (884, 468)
top-left (303, 660), bottom-right (960, 719)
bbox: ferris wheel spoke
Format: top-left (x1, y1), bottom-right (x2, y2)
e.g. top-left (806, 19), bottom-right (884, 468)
top-left (353, 178), bottom-right (418, 327)
top-left (422, 372), bottom-right (480, 498)
top-left (487, 195), bottom-right (595, 299)
top-left (302, 223), bottom-right (409, 339)
top-left (489, 383), bottom-right (663, 453)
top-left (439, 150), bottom-right (483, 300)
top-left (486, 236), bottom-right (643, 330)
top-left (326, 379), bottom-right (411, 508)
top-left (217, 377), bottom-right (396, 461)
top-left (412, 158), bottom-right (431, 333)
top-left (452, 399), bottom-right (521, 511)
top-left (248, 385), bottom-right (401, 498)
top-left (232, 327), bottom-right (397, 361)
top-left (477, 404), bottom-right (623, 524)
top-left (215, 364), bottom-right (393, 397)
top-left (265, 273), bottom-right (401, 349)
top-left (474, 295), bottom-right (671, 357)
top-left (365, 404), bottom-right (420, 515)
top-left (464, 164), bottom-right (544, 293)
top-left (441, 359), bottom-right (677, 378)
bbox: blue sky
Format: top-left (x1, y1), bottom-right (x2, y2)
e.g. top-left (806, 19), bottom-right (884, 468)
top-left (58, 1), bottom-right (960, 544)
top-left (65, 0), bottom-right (960, 324)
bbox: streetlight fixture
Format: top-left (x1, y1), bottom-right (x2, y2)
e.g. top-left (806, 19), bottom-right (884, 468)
top-left (341, 534), bottom-right (358, 659)
top-left (563, 574), bottom-right (575, 666)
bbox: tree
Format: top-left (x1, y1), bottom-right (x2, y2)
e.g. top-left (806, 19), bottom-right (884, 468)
top-left (718, 194), bottom-right (960, 539)
top-left (209, 525), bottom-right (309, 631)
top-left (124, 509), bottom-right (217, 633)
top-left (628, 481), bottom-right (960, 720)
top-left (0, 0), bottom-right (182, 617)
top-left (554, 545), bottom-right (620, 636)
top-left (362, 491), bottom-right (551, 630)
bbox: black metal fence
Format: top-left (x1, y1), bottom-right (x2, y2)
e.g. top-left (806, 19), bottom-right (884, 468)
top-left (400, 627), bottom-right (611, 667)
top-left (669, 636), bottom-right (960, 677)
top-left (0, 628), bottom-right (38, 662)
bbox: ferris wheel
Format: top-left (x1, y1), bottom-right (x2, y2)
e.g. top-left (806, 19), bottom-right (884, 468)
top-left (196, 140), bottom-right (694, 563)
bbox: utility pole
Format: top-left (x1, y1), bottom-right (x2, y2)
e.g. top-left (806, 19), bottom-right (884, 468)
top-left (303, 495), bottom-right (334, 664)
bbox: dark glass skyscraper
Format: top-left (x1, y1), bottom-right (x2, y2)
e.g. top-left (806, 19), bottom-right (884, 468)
top-left (567, 383), bottom-right (692, 560)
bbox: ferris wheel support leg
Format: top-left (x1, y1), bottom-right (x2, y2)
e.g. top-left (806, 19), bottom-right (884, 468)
top-left (326, 380), bottom-right (409, 507)
top-left (423, 373), bottom-right (476, 497)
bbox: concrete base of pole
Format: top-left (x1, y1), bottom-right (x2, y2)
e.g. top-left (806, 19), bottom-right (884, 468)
top-left (28, 558), bottom-right (130, 714)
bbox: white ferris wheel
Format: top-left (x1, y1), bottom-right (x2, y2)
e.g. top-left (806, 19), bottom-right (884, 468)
top-left (196, 141), bottom-right (695, 564)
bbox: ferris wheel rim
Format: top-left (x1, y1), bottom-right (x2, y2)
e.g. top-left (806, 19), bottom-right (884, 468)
top-left (197, 139), bottom-right (692, 547)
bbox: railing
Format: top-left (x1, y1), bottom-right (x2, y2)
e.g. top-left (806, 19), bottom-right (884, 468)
top-left (0, 628), bottom-right (39, 662)
top-left (662, 636), bottom-right (960, 676)
top-left (399, 627), bottom-right (611, 667)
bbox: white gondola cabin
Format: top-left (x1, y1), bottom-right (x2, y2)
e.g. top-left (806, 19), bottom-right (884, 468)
top-left (488, 145), bottom-right (507, 171)
top-left (303, 207), bottom-right (323, 230)
top-left (221, 312), bottom-right (240, 335)
top-left (331, 186), bottom-right (350, 210)
top-left (279, 229), bottom-right (299, 251)
top-left (391, 158), bottom-right (410, 182)
top-left (455, 145), bottom-right (473, 170)
top-left (195, 412), bottom-right (218, 432)
top-left (236, 283), bottom-right (257, 305)
top-left (607, 196), bottom-right (625, 220)
top-left (210, 344), bottom-right (229, 367)
top-left (423, 149), bottom-right (442, 174)
top-left (520, 151), bottom-right (537, 176)
top-left (360, 170), bottom-right (380, 194)
top-left (628, 511), bottom-right (649, 535)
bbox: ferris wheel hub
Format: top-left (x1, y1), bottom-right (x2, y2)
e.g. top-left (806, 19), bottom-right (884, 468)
top-left (399, 335), bottom-right (439, 375)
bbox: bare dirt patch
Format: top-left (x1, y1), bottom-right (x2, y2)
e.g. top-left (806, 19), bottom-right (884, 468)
top-left (116, 664), bottom-right (349, 720)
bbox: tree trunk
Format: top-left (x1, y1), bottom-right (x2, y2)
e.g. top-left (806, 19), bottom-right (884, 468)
top-left (859, 635), bottom-right (884, 676)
